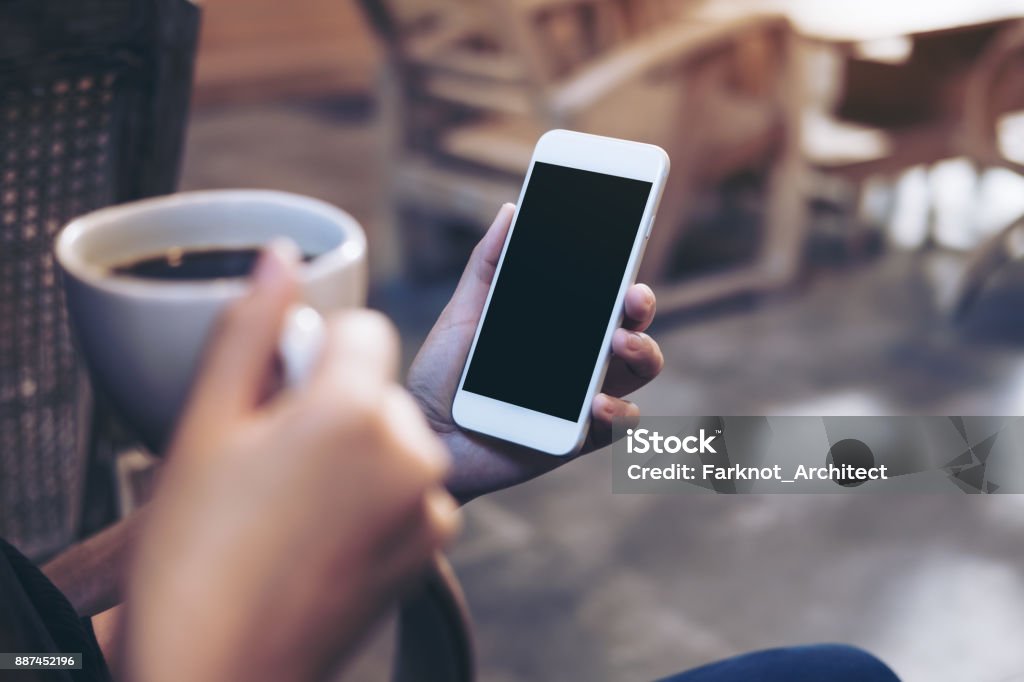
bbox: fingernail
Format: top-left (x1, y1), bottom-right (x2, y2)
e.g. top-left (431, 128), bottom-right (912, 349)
top-left (628, 332), bottom-right (644, 351)
top-left (428, 489), bottom-right (458, 517)
top-left (427, 489), bottom-right (462, 537)
top-left (605, 399), bottom-right (617, 418)
top-left (253, 238), bottom-right (300, 290)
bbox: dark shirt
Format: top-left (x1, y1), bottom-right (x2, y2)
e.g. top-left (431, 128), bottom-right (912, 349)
top-left (0, 538), bottom-right (111, 682)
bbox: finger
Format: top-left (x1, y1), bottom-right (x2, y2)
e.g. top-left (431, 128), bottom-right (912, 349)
top-left (424, 488), bottom-right (461, 546)
top-left (376, 490), bottom-right (460, 581)
top-left (297, 384), bottom-right (450, 525)
top-left (314, 310), bottom-right (401, 392)
top-left (601, 328), bottom-right (665, 397)
top-left (442, 204), bottom-right (515, 324)
top-left (588, 393), bottom-right (641, 449)
top-left (377, 386), bottom-right (451, 484)
top-left (186, 240), bottom-right (301, 424)
top-left (468, 203), bottom-right (516, 285)
top-left (622, 283), bottom-right (656, 332)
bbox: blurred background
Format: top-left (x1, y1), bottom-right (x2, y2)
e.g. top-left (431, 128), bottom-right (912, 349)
top-left (5, 0), bottom-right (1024, 680)
top-left (184, 2), bottom-right (1024, 680)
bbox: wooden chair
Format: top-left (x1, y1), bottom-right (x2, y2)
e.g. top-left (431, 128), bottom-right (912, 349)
top-left (4, 6), bottom-right (475, 682)
top-left (393, 554), bottom-right (475, 682)
top-left (358, 0), bottom-right (806, 310)
top-left (806, 19), bottom-right (1023, 246)
top-left (627, 14), bottom-right (806, 310)
top-left (947, 20), bottom-right (1024, 319)
top-left (0, 0), bottom-right (199, 561)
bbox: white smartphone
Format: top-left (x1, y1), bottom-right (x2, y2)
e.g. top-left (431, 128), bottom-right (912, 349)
top-left (452, 129), bottom-right (670, 456)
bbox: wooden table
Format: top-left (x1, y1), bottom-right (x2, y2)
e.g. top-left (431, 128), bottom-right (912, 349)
top-left (695, 0), bottom-right (1023, 42)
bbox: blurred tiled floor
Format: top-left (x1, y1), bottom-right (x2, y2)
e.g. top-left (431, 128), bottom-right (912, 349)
top-left (181, 100), bottom-right (1024, 682)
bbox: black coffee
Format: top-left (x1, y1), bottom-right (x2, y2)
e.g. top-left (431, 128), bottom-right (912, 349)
top-left (112, 247), bottom-right (317, 281)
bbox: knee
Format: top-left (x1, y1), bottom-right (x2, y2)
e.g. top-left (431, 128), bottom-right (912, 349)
top-left (795, 644), bottom-right (900, 682)
top-left (663, 643), bottom-right (900, 682)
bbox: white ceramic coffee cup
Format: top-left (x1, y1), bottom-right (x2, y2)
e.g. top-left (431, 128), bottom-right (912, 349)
top-left (55, 189), bottom-right (367, 451)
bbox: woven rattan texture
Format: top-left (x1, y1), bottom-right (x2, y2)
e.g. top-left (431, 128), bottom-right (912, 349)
top-left (0, 67), bottom-right (121, 558)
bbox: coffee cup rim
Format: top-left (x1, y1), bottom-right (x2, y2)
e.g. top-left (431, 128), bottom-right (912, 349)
top-left (55, 189), bottom-right (366, 300)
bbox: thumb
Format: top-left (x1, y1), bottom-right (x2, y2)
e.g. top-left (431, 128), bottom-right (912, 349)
top-left (184, 240), bottom-right (301, 430)
top-left (442, 203), bottom-right (515, 325)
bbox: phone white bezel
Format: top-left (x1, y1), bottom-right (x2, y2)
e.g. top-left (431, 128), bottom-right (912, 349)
top-left (451, 129), bottom-right (670, 456)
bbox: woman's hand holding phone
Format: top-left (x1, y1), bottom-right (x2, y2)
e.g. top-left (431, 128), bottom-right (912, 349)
top-left (124, 244), bottom-right (459, 682)
top-left (442, 131), bottom-right (668, 459)
top-left (408, 204), bottom-right (665, 503)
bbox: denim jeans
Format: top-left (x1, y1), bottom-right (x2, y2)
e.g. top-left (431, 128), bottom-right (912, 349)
top-left (660, 645), bottom-right (900, 682)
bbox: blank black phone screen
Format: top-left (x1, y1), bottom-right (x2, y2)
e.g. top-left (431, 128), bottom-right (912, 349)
top-left (462, 161), bottom-right (653, 421)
